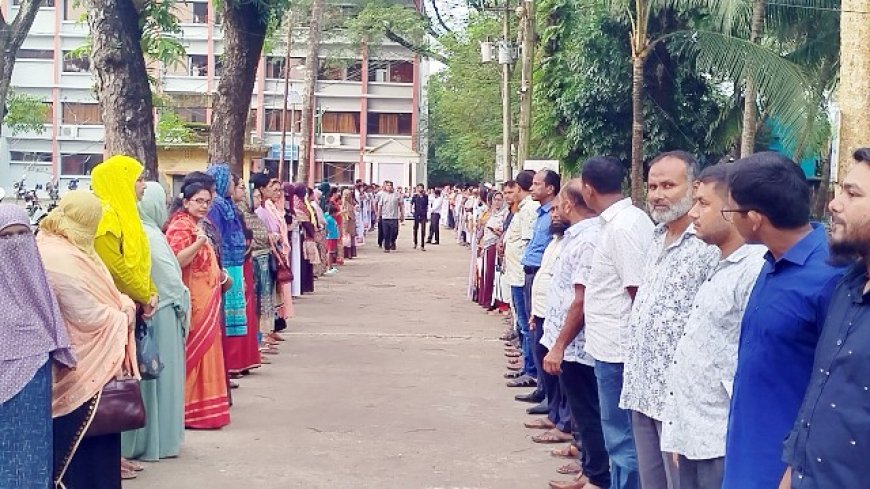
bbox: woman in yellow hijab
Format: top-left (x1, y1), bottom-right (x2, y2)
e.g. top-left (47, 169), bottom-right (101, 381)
top-left (92, 155), bottom-right (158, 315)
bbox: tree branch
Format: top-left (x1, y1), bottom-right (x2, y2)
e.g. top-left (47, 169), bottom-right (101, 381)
top-left (385, 28), bottom-right (448, 63)
top-left (428, 0), bottom-right (452, 34)
top-left (10, 0), bottom-right (43, 49)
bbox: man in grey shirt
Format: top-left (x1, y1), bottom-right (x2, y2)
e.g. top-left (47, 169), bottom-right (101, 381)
top-left (377, 180), bottom-right (404, 252)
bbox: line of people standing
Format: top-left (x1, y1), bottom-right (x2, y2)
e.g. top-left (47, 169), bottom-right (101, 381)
top-left (0, 155), bottom-right (370, 489)
top-left (464, 147), bottom-right (870, 489)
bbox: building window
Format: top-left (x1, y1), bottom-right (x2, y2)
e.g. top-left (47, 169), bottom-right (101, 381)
top-left (61, 103), bottom-right (102, 125)
top-left (189, 55), bottom-right (208, 77)
top-left (368, 61), bottom-right (389, 82)
top-left (322, 162), bottom-right (355, 184)
top-left (366, 112), bottom-right (412, 135)
top-left (9, 151), bottom-right (52, 163)
top-left (318, 64), bottom-right (343, 81)
top-left (265, 57), bottom-right (305, 79)
top-left (177, 107), bottom-right (207, 124)
top-left (192, 2), bottom-right (208, 23)
top-left (61, 153), bottom-right (103, 176)
top-left (62, 52), bottom-right (90, 72)
top-left (264, 108), bottom-right (301, 133)
top-left (346, 63), bottom-right (363, 82)
top-left (17, 49), bottom-right (54, 60)
top-left (390, 61), bottom-right (414, 83)
top-left (14, 0), bottom-right (55, 6)
top-left (321, 112), bottom-right (360, 134)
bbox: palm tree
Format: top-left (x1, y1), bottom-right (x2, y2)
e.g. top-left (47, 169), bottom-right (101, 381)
top-left (837, 0), bottom-right (870, 182)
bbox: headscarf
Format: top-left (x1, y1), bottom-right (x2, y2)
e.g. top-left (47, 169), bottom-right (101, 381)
top-left (0, 205), bottom-right (75, 405)
top-left (206, 163), bottom-right (246, 266)
top-left (318, 182), bottom-right (331, 210)
top-left (35, 194), bottom-right (137, 416)
top-left (91, 155), bottom-right (152, 285)
top-left (312, 189), bottom-right (326, 227)
top-left (39, 190), bottom-right (103, 262)
top-left (139, 182), bottom-right (190, 318)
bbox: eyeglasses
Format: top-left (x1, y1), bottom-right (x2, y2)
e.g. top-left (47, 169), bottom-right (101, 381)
top-left (720, 208), bottom-right (754, 222)
top-left (190, 198), bottom-right (212, 207)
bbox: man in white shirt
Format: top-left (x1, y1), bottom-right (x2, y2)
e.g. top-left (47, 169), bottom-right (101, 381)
top-left (580, 157), bottom-right (654, 489)
top-left (427, 188), bottom-right (444, 245)
top-left (620, 151), bottom-right (720, 489)
top-left (660, 165), bottom-right (765, 489)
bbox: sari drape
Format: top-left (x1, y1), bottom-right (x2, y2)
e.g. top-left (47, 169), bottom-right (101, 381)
top-left (165, 211), bottom-right (230, 430)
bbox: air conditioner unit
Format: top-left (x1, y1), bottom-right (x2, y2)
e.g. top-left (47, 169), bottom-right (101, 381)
top-left (375, 69), bottom-right (388, 82)
top-left (60, 126), bottom-right (79, 138)
top-left (322, 133), bottom-right (341, 147)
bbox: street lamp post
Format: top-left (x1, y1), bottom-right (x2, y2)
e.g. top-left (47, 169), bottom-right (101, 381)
top-left (480, 0), bottom-right (517, 181)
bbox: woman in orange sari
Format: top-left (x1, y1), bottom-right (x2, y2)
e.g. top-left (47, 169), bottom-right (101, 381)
top-left (165, 181), bottom-right (230, 430)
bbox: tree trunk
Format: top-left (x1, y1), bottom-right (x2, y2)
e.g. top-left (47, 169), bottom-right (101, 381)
top-left (298, 0), bottom-right (325, 186)
top-left (88, 0), bottom-right (158, 178)
top-left (208, 2), bottom-right (269, 176)
top-left (836, 0), bottom-right (870, 181)
top-left (630, 53), bottom-right (645, 206)
top-left (739, 0), bottom-right (767, 158)
top-left (0, 0), bottom-right (43, 137)
top-left (516, 0), bottom-right (535, 171)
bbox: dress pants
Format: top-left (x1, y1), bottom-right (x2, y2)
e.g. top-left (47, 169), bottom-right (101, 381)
top-left (561, 361), bottom-right (611, 489)
top-left (413, 218), bottom-right (427, 247)
top-left (428, 213), bottom-right (441, 243)
top-left (632, 411), bottom-right (680, 489)
top-left (538, 340), bottom-right (572, 433)
top-left (595, 361), bottom-right (640, 489)
top-left (677, 456), bottom-right (723, 489)
top-left (381, 218), bottom-right (399, 250)
top-left (377, 217), bottom-right (384, 247)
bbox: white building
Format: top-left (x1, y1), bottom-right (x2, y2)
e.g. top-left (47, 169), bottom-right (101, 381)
top-left (0, 0), bottom-right (428, 194)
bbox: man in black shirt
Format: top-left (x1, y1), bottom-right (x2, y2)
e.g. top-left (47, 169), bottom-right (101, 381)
top-left (411, 183), bottom-right (429, 251)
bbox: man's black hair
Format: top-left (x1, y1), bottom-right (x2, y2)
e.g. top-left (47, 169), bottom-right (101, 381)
top-left (581, 156), bottom-right (624, 194)
top-left (728, 152), bottom-right (810, 229)
top-left (516, 170), bottom-right (535, 192)
top-left (541, 169), bottom-right (561, 196)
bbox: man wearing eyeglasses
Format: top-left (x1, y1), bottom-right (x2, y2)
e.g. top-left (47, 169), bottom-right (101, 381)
top-left (721, 153), bottom-right (845, 489)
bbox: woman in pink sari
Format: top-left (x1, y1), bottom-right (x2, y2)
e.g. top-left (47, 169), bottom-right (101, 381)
top-left (165, 181), bottom-right (230, 430)
top-left (256, 177), bottom-right (291, 350)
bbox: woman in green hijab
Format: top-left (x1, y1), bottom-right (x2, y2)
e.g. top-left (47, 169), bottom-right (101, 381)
top-left (122, 182), bottom-right (190, 461)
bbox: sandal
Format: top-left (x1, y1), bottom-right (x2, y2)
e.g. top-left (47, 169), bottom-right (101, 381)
top-left (504, 371), bottom-right (523, 379)
top-left (557, 461), bottom-right (582, 475)
top-left (506, 375), bottom-right (536, 388)
top-left (551, 444), bottom-right (581, 459)
top-left (524, 418), bottom-right (556, 429)
top-left (121, 468), bottom-right (138, 480)
top-left (506, 364), bottom-right (522, 371)
top-left (269, 333), bottom-right (286, 342)
top-left (505, 351), bottom-right (521, 358)
top-left (121, 459), bottom-right (144, 471)
top-left (533, 429), bottom-right (573, 444)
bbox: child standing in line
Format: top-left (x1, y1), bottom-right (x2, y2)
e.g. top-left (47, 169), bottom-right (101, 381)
top-left (324, 205), bottom-right (341, 275)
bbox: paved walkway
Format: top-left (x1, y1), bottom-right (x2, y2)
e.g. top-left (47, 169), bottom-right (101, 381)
top-left (132, 228), bottom-right (558, 488)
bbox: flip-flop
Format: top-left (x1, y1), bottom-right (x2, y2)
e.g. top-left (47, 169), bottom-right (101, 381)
top-left (506, 364), bottom-right (522, 371)
top-left (505, 351), bottom-right (521, 358)
top-left (557, 461), bottom-right (582, 475)
top-left (504, 371), bottom-right (523, 379)
top-left (533, 430), bottom-right (573, 444)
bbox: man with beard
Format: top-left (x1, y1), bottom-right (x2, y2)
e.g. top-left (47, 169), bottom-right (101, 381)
top-left (721, 153), bottom-right (844, 489)
top-left (659, 165), bottom-right (766, 489)
top-left (620, 151), bottom-right (719, 489)
top-left (779, 148), bottom-right (870, 488)
top-left (541, 180), bottom-right (609, 489)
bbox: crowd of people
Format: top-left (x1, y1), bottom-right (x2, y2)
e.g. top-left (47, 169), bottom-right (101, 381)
top-left (455, 149), bottom-right (870, 489)
top-left (0, 157), bottom-right (399, 488)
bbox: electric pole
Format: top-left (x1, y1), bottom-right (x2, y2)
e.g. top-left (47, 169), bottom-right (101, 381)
top-left (516, 0), bottom-right (534, 171)
top-left (501, 0), bottom-right (513, 179)
top-left (279, 14), bottom-right (293, 182)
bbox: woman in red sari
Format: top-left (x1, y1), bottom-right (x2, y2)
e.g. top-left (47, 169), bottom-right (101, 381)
top-left (165, 181), bottom-right (230, 430)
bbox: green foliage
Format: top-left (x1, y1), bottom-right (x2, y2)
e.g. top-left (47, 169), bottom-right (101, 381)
top-left (427, 14), bottom-right (516, 184)
top-left (534, 0), bottom-right (728, 173)
top-left (343, 0), bottom-right (445, 61)
top-left (140, 0), bottom-right (186, 68)
top-left (3, 92), bottom-right (49, 136)
top-left (156, 109), bottom-right (195, 144)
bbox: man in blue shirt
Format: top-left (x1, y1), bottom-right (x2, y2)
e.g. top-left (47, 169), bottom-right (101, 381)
top-left (513, 170), bottom-right (561, 425)
top-left (780, 148), bottom-right (870, 488)
top-left (721, 152), bottom-right (844, 489)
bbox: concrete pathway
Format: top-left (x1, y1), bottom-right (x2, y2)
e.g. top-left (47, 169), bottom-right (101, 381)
top-left (131, 228), bottom-right (561, 489)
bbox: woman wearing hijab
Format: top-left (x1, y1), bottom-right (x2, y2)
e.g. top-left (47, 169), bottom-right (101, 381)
top-left (310, 188), bottom-right (328, 276)
top-left (205, 164), bottom-right (250, 376)
top-left (293, 184), bottom-right (316, 293)
top-left (37, 191), bottom-right (138, 489)
top-left (241, 177), bottom-right (275, 363)
top-left (479, 191), bottom-right (506, 309)
top-left (267, 179), bottom-right (294, 325)
top-left (121, 182), bottom-right (191, 461)
top-left (165, 181), bottom-right (230, 430)
top-left (227, 174), bottom-right (261, 374)
top-left (0, 205), bottom-right (75, 489)
top-left (284, 183), bottom-right (303, 297)
top-left (340, 188), bottom-right (358, 260)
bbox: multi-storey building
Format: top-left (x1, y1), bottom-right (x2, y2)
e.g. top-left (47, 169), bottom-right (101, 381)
top-left (0, 0), bottom-right (428, 195)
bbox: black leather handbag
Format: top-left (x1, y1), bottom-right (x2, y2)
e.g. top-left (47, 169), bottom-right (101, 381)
top-left (85, 377), bottom-right (146, 437)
